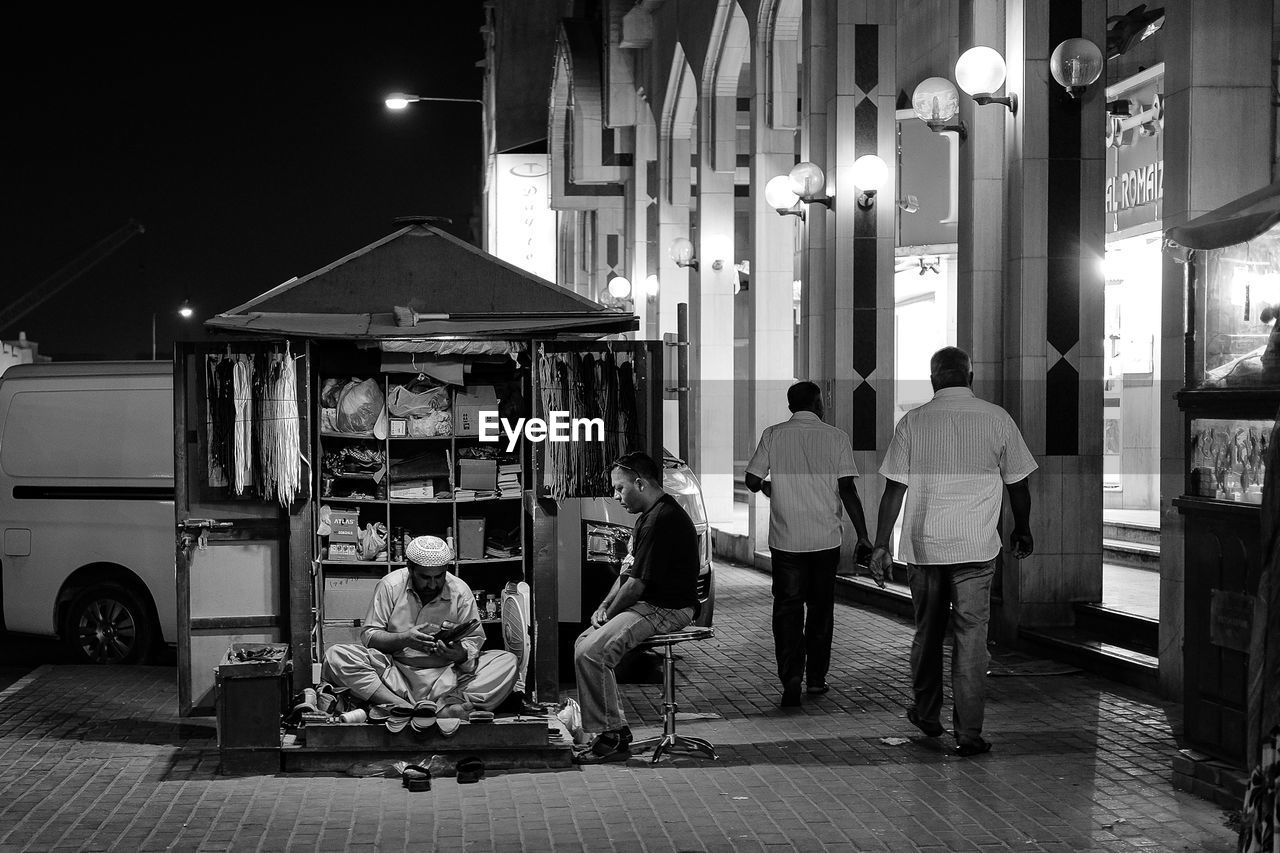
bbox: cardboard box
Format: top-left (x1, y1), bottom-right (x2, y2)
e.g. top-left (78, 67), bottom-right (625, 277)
top-left (458, 516), bottom-right (486, 559)
top-left (453, 385), bottom-right (499, 436)
top-left (329, 509), bottom-right (360, 543)
top-left (389, 417), bottom-right (408, 437)
top-left (321, 621), bottom-right (363, 647)
top-left (459, 458), bottom-right (498, 491)
top-left (327, 542), bottom-right (360, 562)
top-left (323, 575), bottom-right (381, 621)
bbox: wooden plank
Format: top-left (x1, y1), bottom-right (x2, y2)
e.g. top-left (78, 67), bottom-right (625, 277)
top-left (529, 493), bottom-right (560, 702)
top-left (288, 341), bottom-right (315, 693)
top-left (301, 719), bottom-right (550, 750)
top-left (191, 616), bottom-right (281, 630)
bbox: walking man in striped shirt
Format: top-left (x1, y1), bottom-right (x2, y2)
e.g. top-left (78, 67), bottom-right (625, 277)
top-left (870, 346), bottom-right (1036, 757)
top-left (746, 381), bottom-right (873, 708)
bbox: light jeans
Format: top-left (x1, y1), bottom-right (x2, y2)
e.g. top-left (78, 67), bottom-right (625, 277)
top-left (322, 645), bottom-right (518, 710)
top-left (906, 558), bottom-right (996, 741)
top-left (573, 602), bottom-right (694, 733)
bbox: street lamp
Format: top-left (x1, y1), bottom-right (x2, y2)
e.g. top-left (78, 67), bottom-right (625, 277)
top-left (384, 92), bottom-right (486, 243)
top-left (154, 301), bottom-right (195, 360)
top-left (385, 92), bottom-right (485, 110)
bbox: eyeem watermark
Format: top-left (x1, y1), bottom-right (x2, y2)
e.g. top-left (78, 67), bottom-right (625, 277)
top-left (479, 411), bottom-right (604, 451)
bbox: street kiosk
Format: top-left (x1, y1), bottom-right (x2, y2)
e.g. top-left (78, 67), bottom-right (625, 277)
top-left (173, 222), bottom-right (691, 772)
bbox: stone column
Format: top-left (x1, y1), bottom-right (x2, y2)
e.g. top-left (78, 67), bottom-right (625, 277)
top-left (749, 25), bottom-right (801, 557)
top-left (693, 100), bottom-right (737, 525)
top-left (1158, 0), bottom-right (1274, 695)
top-left (957, 0), bottom-right (1006, 404)
top-left (799, 0), bottom-right (829, 382)
top-left (1001, 0), bottom-right (1107, 630)
top-left (825, 2), bottom-right (897, 559)
top-left (658, 133), bottom-right (693, 456)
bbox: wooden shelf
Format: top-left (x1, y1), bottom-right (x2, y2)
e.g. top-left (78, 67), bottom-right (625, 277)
top-left (321, 496), bottom-right (384, 504)
top-left (318, 559), bottom-right (405, 567)
top-left (388, 497), bottom-right (454, 505)
top-left (457, 556), bottom-right (522, 565)
top-left (319, 430), bottom-right (378, 439)
top-left (452, 494), bottom-right (521, 503)
top-left (388, 435), bottom-right (452, 441)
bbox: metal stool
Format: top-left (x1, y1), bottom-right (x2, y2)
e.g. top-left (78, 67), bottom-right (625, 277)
top-left (630, 626), bottom-right (718, 763)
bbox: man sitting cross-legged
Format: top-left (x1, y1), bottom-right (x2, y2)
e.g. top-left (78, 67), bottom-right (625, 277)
top-left (323, 535), bottom-right (517, 717)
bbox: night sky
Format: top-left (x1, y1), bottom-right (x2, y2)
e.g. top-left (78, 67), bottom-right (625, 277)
top-left (3, 6), bottom-right (487, 360)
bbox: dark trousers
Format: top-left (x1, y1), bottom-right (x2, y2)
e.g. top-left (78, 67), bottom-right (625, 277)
top-left (770, 547), bottom-right (840, 689)
top-left (906, 559), bottom-right (996, 741)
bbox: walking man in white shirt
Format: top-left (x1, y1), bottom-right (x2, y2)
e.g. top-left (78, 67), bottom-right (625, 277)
top-left (870, 347), bottom-right (1036, 756)
top-left (746, 381), bottom-right (872, 708)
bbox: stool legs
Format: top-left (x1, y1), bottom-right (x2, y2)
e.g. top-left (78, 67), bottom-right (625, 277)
top-left (630, 643), bottom-right (717, 763)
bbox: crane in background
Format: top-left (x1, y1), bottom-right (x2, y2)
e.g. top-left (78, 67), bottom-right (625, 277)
top-left (0, 219), bottom-right (146, 335)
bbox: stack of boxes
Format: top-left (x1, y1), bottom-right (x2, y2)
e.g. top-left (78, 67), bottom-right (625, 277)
top-left (327, 509), bottom-right (360, 561)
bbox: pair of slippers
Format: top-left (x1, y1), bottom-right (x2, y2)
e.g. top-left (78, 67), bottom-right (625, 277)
top-left (399, 756), bottom-right (485, 791)
top-left (369, 702), bottom-right (465, 735)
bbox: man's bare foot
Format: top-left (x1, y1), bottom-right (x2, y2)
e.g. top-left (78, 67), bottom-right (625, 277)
top-left (436, 701), bottom-right (473, 720)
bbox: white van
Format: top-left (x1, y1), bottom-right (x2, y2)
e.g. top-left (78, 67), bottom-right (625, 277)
top-left (0, 362), bottom-right (174, 663)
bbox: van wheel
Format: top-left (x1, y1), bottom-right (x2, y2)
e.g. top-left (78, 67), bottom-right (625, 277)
top-left (63, 583), bottom-right (154, 665)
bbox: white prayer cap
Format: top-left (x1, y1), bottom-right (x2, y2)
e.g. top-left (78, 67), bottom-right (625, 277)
top-left (406, 535), bottom-right (453, 566)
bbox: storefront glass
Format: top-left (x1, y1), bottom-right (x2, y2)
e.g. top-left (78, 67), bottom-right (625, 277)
top-left (1196, 225), bottom-right (1280, 387)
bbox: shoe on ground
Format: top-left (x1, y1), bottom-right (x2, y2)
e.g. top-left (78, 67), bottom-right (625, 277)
top-left (806, 682), bottom-right (829, 696)
top-left (955, 737), bottom-right (992, 757)
top-left (572, 728), bottom-right (632, 764)
top-left (907, 708), bottom-right (945, 738)
top-left (780, 684), bottom-right (802, 708)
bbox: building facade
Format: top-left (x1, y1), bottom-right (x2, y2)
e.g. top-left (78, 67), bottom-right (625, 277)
top-left (480, 0), bottom-right (1279, 702)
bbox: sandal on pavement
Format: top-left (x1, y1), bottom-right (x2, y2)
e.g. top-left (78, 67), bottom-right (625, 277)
top-left (456, 757), bottom-right (485, 784)
top-left (401, 764), bottom-right (432, 792)
top-left (956, 737), bottom-right (992, 757)
top-left (907, 708), bottom-right (945, 738)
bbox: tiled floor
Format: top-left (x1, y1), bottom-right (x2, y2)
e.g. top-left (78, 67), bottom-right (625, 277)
top-left (0, 563), bottom-right (1236, 852)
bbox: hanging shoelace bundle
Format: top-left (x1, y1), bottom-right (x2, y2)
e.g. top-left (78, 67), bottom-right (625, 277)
top-left (232, 356), bottom-right (255, 495)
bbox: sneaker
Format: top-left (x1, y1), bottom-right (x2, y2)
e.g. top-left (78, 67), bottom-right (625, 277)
top-left (572, 728), bottom-right (632, 764)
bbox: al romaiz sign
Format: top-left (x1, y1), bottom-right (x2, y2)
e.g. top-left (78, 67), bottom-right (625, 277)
top-left (1105, 70), bottom-right (1164, 234)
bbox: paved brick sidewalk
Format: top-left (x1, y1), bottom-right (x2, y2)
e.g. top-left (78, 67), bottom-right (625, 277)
top-left (0, 562), bottom-right (1236, 852)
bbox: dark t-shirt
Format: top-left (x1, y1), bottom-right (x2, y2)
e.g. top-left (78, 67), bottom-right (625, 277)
top-left (631, 493), bottom-right (700, 609)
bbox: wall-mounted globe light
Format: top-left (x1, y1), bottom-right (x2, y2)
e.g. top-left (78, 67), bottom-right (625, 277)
top-left (607, 275), bottom-right (632, 299)
top-left (765, 174), bottom-right (803, 219)
top-left (851, 154), bottom-right (889, 210)
top-left (1050, 38), bottom-right (1104, 99)
top-left (669, 237), bottom-right (698, 270)
top-left (955, 46), bottom-right (1017, 114)
top-left (911, 76), bottom-right (966, 138)
top-left (787, 162), bottom-right (833, 208)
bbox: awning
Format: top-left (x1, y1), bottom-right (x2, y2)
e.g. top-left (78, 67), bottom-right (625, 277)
top-left (1165, 180), bottom-right (1280, 250)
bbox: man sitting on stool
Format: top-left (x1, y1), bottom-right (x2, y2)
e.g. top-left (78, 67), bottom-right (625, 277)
top-left (323, 535), bottom-right (517, 716)
top-left (573, 451), bottom-right (701, 764)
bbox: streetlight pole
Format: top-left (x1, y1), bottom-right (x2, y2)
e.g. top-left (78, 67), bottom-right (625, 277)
top-left (384, 93), bottom-right (487, 246)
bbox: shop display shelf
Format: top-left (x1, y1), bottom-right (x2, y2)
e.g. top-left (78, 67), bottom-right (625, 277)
top-left (388, 435), bottom-right (452, 441)
top-left (388, 497), bottom-right (454, 505)
top-left (457, 556), bottom-right (522, 565)
top-left (452, 494), bottom-right (521, 503)
top-left (319, 430), bottom-right (378, 439)
top-left (328, 472), bottom-right (382, 481)
top-left (320, 496), bottom-right (383, 504)
top-left (318, 559), bottom-right (406, 567)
